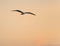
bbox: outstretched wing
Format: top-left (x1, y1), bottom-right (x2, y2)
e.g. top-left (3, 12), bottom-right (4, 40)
top-left (25, 12), bottom-right (36, 15)
top-left (12, 10), bottom-right (24, 14)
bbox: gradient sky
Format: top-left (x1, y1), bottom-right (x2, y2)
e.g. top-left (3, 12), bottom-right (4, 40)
top-left (0, 0), bottom-right (60, 46)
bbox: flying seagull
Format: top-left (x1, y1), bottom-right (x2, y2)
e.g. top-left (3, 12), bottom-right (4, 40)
top-left (12, 10), bottom-right (36, 15)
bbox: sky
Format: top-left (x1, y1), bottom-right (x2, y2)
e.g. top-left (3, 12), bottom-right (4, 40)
top-left (0, 0), bottom-right (60, 46)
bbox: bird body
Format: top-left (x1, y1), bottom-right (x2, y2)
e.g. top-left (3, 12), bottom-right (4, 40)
top-left (12, 10), bottom-right (36, 15)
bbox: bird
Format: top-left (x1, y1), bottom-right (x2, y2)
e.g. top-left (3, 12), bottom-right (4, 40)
top-left (12, 10), bottom-right (36, 15)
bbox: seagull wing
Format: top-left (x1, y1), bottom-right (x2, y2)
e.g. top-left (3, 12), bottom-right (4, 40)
top-left (25, 12), bottom-right (35, 15)
top-left (25, 12), bottom-right (36, 15)
top-left (12, 10), bottom-right (24, 14)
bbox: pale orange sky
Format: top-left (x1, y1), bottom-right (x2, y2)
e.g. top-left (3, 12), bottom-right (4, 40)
top-left (0, 0), bottom-right (60, 46)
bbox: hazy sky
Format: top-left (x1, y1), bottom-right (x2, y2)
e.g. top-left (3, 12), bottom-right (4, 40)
top-left (0, 0), bottom-right (60, 46)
